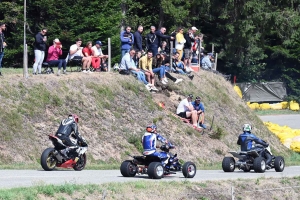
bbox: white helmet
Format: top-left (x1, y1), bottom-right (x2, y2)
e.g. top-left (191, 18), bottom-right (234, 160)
top-left (243, 124), bottom-right (252, 132)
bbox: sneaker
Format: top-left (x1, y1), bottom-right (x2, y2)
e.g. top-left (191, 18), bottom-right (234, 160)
top-left (82, 70), bottom-right (88, 73)
top-left (63, 70), bottom-right (68, 75)
top-left (0, 72), bottom-right (2, 76)
top-left (57, 70), bottom-right (61, 76)
top-left (33, 72), bottom-right (37, 75)
top-left (174, 78), bottom-right (183, 84)
top-left (188, 74), bottom-right (194, 80)
top-left (87, 70), bottom-right (93, 73)
top-left (161, 79), bottom-right (167, 85)
top-left (164, 78), bottom-right (168, 82)
top-left (151, 86), bottom-right (159, 91)
top-left (145, 84), bottom-right (151, 91)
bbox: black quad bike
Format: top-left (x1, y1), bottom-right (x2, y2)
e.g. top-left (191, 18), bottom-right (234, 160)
top-left (222, 144), bottom-right (285, 173)
top-left (120, 145), bottom-right (196, 179)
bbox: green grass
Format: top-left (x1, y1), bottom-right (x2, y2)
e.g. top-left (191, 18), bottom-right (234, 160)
top-left (254, 109), bottom-right (300, 115)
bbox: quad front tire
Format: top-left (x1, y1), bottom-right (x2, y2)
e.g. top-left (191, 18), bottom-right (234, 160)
top-left (41, 148), bottom-right (57, 171)
top-left (274, 156), bottom-right (285, 172)
top-left (120, 160), bottom-right (137, 177)
top-left (182, 161), bottom-right (196, 178)
top-left (253, 157), bottom-right (266, 173)
top-left (222, 157), bottom-right (235, 172)
top-left (148, 162), bottom-right (164, 179)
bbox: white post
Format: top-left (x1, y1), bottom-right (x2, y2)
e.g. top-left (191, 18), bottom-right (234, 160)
top-left (198, 40), bottom-right (202, 65)
top-left (215, 53), bottom-right (218, 71)
top-left (231, 186), bottom-right (234, 200)
top-left (212, 44), bottom-right (214, 53)
top-left (170, 41), bottom-right (173, 69)
top-left (23, 0), bottom-right (28, 79)
top-left (108, 38), bottom-right (111, 72)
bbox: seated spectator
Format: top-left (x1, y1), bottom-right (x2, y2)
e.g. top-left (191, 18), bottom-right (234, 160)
top-left (133, 51), bottom-right (142, 68)
top-left (91, 41), bottom-right (109, 72)
top-left (82, 41), bottom-right (94, 73)
top-left (46, 38), bottom-right (67, 76)
top-left (139, 50), bottom-right (159, 90)
top-left (176, 94), bottom-right (198, 127)
top-left (172, 52), bottom-right (194, 80)
top-left (192, 96), bottom-right (206, 129)
top-left (119, 48), bottom-right (153, 91)
top-left (158, 41), bottom-right (170, 56)
top-left (160, 54), bottom-right (183, 84)
top-left (201, 51), bottom-right (213, 70)
top-left (68, 38), bottom-right (92, 73)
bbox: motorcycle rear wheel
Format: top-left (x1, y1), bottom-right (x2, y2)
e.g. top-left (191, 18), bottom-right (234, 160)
top-left (253, 157), bottom-right (266, 173)
top-left (41, 147), bottom-right (57, 171)
top-left (73, 153), bottom-right (87, 171)
top-left (182, 161), bottom-right (196, 178)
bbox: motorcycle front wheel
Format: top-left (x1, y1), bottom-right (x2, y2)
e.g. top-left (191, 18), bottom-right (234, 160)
top-left (41, 147), bottom-right (57, 171)
top-left (73, 153), bottom-right (87, 171)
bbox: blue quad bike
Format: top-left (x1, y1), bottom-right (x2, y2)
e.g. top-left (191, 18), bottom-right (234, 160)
top-left (222, 144), bottom-right (285, 173)
top-left (120, 144), bottom-right (196, 179)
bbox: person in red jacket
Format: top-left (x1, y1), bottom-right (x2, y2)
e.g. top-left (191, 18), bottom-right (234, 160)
top-left (46, 38), bottom-right (67, 76)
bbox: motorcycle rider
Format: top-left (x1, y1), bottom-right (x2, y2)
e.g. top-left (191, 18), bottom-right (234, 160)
top-left (142, 124), bottom-right (174, 166)
top-left (55, 114), bottom-right (87, 158)
top-left (237, 124), bottom-right (272, 167)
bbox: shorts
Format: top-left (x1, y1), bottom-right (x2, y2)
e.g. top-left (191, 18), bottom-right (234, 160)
top-left (184, 49), bottom-right (192, 59)
top-left (177, 112), bottom-right (188, 119)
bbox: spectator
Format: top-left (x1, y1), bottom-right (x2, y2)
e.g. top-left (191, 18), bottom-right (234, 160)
top-left (184, 27), bottom-right (197, 67)
top-left (172, 52), bottom-right (194, 80)
top-left (160, 53), bottom-right (183, 84)
top-left (201, 51), bottom-right (213, 70)
top-left (146, 26), bottom-right (158, 56)
top-left (133, 25), bottom-right (144, 52)
top-left (91, 41), bottom-right (109, 72)
top-left (158, 41), bottom-right (170, 56)
top-left (46, 38), bottom-right (67, 76)
top-left (120, 26), bottom-right (134, 58)
top-left (155, 27), bottom-right (174, 56)
top-left (82, 41), bottom-right (94, 73)
top-left (32, 28), bottom-right (47, 75)
top-left (119, 48), bottom-right (152, 91)
top-left (139, 50), bottom-right (159, 91)
top-left (175, 27), bottom-right (186, 61)
top-left (0, 22), bottom-right (7, 76)
top-left (176, 94), bottom-right (198, 127)
top-left (192, 96), bottom-right (206, 129)
top-left (133, 51), bottom-right (142, 68)
top-left (68, 38), bottom-right (92, 73)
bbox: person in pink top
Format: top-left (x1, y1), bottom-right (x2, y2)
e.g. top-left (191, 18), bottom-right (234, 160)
top-left (46, 38), bottom-right (67, 76)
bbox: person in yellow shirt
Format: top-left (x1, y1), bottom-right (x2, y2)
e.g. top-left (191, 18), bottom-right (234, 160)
top-left (139, 50), bottom-right (158, 91)
top-left (175, 27), bottom-right (186, 61)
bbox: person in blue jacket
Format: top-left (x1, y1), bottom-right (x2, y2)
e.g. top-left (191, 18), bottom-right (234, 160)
top-left (120, 26), bottom-right (134, 58)
top-left (142, 124), bottom-right (174, 166)
top-left (192, 96), bottom-right (206, 129)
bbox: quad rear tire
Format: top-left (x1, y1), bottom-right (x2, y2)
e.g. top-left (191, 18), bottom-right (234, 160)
top-left (148, 162), bottom-right (164, 179)
top-left (182, 161), bottom-right (196, 178)
top-left (73, 153), bottom-right (87, 171)
top-left (253, 157), bottom-right (266, 173)
top-left (120, 160), bottom-right (137, 177)
top-left (274, 156), bottom-right (285, 172)
top-left (41, 148), bottom-right (57, 171)
top-left (222, 157), bottom-right (235, 172)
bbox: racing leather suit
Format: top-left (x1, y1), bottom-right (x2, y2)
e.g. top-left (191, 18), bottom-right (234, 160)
top-left (142, 132), bottom-right (169, 165)
top-left (237, 131), bottom-right (271, 165)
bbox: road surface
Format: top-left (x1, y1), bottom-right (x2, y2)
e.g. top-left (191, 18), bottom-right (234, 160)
top-left (0, 167), bottom-right (300, 189)
top-left (259, 114), bottom-right (300, 129)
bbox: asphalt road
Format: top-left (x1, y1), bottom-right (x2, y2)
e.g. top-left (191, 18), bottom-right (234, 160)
top-left (259, 114), bottom-right (300, 129)
top-left (1, 167), bottom-right (300, 189)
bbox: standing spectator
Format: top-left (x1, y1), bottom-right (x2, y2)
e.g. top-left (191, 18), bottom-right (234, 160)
top-left (82, 41), bottom-right (94, 73)
top-left (155, 27), bottom-right (174, 56)
top-left (33, 28), bottom-right (47, 75)
top-left (175, 27), bottom-right (186, 61)
top-left (192, 96), bottom-right (206, 129)
top-left (46, 38), bottom-right (67, 76)
top-left (120, 26), bottom-right (134, 58)
top-left (176, 94), bottom-right (198, 127)
top-left (139, 50), bottom-right (159, 91)
top-left (146, 26), bottom-right (158, 56)
top-left (133, 25), bottom-right (143, 52)
top-left (91, 41), bottom-right (109, 72)
top-left (183, 27), bottom-right (196, 67)
top-left (0, 23), bottom-right (7, 76)
top-left (119, 48), bottom-right (152, 90)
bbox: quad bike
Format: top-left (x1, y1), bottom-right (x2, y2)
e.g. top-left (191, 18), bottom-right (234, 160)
top-left (120, 144), bottom-right (196, 179)
top-left (40, 134), bottom-right (88, 171)
top-left (222, 144), bottom-right (285, 173)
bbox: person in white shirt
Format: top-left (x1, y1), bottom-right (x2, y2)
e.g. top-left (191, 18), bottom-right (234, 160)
top-left (91, 41), bottom-right (109, 71)
top-left (176, 94), bottom-right (198, 127)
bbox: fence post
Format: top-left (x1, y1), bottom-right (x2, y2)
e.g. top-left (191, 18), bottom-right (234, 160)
top-left (212, 43), bottom-right (214, 53)
top-left (215, 53), bottom-right (218, 71)
top-left (108, 38), bottom-right (111, 72)
top-left (170, 41), bottom-right (173, 69)
top-left (231, 186), bottom-right (235, 200)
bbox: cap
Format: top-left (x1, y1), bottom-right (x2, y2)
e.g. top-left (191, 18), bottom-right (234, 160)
top-left (54, 38), bottom-right (61, 44)
top-left (208, 53), bottom-right (214, 58)
top-left (95, 41), bottom-right (102, 45)
top-left (187, 94), bottom-right (193, 99)
top-left (195, 96), bottom-right (201, 100)
top-left (191, 26), bottom-right (198, 31)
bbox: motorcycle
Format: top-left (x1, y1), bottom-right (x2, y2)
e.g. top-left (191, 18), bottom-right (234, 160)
top-left (222, 144), bottom-right (285, 173)
top-left (120, 144), bottom-right (196, 179)
top-left (40, 134), bottom-right (88, 171)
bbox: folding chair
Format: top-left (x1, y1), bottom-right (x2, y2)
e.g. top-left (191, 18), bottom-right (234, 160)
top-left (65, 53), bottom-right (82, 72)
top-left (42, 62), bottom-right (55, 74)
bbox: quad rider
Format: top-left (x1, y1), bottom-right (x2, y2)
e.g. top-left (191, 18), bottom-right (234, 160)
top-left (237, 124), bottom-right (272, 168)
top-left (55, 114), bottom-right (87, 158)
top-left (142, 124), bottom-right (174, 166)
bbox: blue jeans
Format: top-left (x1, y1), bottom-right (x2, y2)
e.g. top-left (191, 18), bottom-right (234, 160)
top-left (131, 70), bottom-right (148, 85)
top-left (152, 67), bottom-right (165, 79)
top-left (0, 51), bottom-right (4, 70)
top-left (121, 49), bottom-right (130, 58)
top-left (48, 59), bottom-right (67, 70)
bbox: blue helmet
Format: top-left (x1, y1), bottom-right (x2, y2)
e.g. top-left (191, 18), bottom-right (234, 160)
top-left (146, 124), bottom-right (157, 133)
